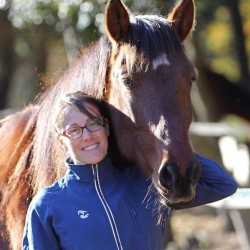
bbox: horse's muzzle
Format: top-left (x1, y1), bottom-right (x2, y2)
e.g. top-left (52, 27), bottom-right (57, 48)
top-left (157, 158), bottom-right (201, 207)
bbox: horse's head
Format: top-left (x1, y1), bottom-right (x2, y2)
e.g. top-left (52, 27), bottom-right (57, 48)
top-left (104, 0), bottom-right (200, 208)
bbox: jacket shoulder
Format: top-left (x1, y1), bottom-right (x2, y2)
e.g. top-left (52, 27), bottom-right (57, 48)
top-left (29, 177), bottom-right (66, 211)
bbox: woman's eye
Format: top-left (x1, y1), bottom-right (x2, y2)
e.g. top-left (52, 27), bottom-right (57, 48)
top-left (68, 127), bottom-right (80, 134)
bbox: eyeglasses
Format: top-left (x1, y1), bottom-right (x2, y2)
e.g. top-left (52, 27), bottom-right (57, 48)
top-left (62, 117), bottom-right (104, 140)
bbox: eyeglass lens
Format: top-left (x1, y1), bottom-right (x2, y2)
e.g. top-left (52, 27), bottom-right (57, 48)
top-left (64, 117), bottom-right (103, 139)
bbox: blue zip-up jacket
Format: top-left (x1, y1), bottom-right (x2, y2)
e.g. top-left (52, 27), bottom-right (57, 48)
top-left (22, 154), bottom-right (237, 250)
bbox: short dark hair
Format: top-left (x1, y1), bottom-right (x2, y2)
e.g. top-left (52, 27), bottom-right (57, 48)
top-left (53, 91), bottom-right (107, 132)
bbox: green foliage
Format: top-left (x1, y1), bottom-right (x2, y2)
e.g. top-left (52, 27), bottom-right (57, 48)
top-left (0, 0), bottom-right (158, 35)
top-left (195, 0), bottom-right (250, 82)
top-left (241, 0), bottom-right (250, 56)
top-left (1, 0), bottom-right (249, 85)
top-left (204, 6), bottom-right (239, 81)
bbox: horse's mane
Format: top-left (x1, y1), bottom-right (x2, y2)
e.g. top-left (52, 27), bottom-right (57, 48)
top-left (29, 15), bottom-right (184, 194)
top-left (26, 36), bottom-right (112, 194)
top-left (1, 14), bottom-right (183, 198)
top-left (0, 36), bottom-right (111, 203)
top-left (0, 1), bottom-right (197, 247)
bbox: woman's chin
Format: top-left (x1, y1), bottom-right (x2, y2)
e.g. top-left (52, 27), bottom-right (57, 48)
top-left (75, 154), bottom-right (106, 165)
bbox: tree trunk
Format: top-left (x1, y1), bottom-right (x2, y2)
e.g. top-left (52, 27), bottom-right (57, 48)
top-left (0, 10), bottom-right (15, 109)
top-left (226, 0), bottom-right (250, 92)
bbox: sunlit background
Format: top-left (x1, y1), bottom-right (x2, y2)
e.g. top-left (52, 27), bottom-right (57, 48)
top-left (0, 0), bottom-right (250, 249)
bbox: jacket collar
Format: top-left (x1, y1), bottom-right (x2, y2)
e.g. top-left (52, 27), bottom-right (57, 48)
top-left (65, 156), bottom-right (114, 183)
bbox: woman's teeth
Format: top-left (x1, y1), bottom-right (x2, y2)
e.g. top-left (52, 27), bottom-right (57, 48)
top-left (83, 144), bottom-right (98, 151)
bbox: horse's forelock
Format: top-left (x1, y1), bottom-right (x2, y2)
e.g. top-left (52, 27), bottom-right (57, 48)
top-left (111, 15), bottom-right (183, 75)
top-left (127, 15), bottom-right (183, 60)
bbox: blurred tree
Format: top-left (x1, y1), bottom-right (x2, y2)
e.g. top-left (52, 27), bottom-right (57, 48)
top-left (0, 10), bottom-right (15, 109)
top-left (191, 0), bottom-right (250, 123)
top-left (0, 0), bottom-right (249, 248)
top-left (0, 0), bottom-right (249, 117)
top-left (0, 0), bottom-right (161, 109)
top-left (226, 0), bottom-right (250, 91)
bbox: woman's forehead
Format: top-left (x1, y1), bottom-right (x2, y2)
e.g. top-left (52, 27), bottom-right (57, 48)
top-left (61, 104), bottom-right (101, 126)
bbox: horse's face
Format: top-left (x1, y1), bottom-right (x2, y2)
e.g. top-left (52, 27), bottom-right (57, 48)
top-left (105, 0), bottom-right (200, 208)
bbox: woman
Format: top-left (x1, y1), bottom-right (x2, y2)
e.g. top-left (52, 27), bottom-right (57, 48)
top-left (22, 91), bottom-right (237, 250)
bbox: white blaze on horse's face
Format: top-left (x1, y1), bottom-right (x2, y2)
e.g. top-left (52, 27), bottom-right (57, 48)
top-left (148, 116), bottom-right (171, 145)
top-left (152, 53), bottom-right (170, 70)
top-left (104, 0), bottom-right (201, 208)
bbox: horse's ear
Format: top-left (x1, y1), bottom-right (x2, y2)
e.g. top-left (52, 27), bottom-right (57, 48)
top-left (105, 0), bottom-right (130, 43)
top-left (168, 0), bottom-right (195, 41)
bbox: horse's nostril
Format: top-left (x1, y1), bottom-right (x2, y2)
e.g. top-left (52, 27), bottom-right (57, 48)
top-left (187, 160), bottom-right (201, 184)
top-left (159, 164), bottom-right (177, 190)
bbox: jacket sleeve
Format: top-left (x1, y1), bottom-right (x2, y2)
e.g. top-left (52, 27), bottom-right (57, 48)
top-left (184, 154), bottom-right (238, 208)
top-left (22, 192), bottom-right (60, 250)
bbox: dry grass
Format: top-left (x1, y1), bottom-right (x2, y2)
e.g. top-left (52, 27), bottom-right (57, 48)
top-left (166, 206), bottom-right (240, 250)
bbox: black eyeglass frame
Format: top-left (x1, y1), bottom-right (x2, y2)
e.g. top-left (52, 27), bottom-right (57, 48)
top-left (61, 116), bottom-right (104, 140)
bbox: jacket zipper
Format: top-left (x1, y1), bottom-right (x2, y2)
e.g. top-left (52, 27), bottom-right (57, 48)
top-left (92, 164), bottom-right (123, 250)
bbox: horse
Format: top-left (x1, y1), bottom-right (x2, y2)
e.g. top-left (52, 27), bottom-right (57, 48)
top-left (0, 0), bottom-right (200, 249)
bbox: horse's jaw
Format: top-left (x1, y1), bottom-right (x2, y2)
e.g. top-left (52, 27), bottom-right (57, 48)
top-left (115, 128), bottom-right (201, 208)
top-left (149, 148), bottom-right (201, 208)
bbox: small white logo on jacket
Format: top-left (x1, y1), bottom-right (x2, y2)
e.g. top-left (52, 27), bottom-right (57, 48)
top-left (78, 210), bottom-right (89, 219)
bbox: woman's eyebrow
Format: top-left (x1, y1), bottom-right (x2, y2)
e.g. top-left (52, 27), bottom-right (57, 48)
top-left (66, 118), bottom-right (93, 128)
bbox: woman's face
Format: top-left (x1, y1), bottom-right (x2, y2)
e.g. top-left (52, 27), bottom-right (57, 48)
top-left (59, 104), bottom-right (109, 165)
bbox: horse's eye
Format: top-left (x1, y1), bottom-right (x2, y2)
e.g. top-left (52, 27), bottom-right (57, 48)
top-left (187, 77), bottom-right (196, 86)
top-left (122, 78), bottom-right (136, 90)
top-left (121, 59), bottom-right (126, 65)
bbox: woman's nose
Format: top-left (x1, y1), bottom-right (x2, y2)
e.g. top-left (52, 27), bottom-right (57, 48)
top-left (81, 128), bottom-right (92, 140)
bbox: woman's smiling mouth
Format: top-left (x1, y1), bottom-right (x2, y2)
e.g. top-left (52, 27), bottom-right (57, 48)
top-left (82, 144), bottom-right (99, 151)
